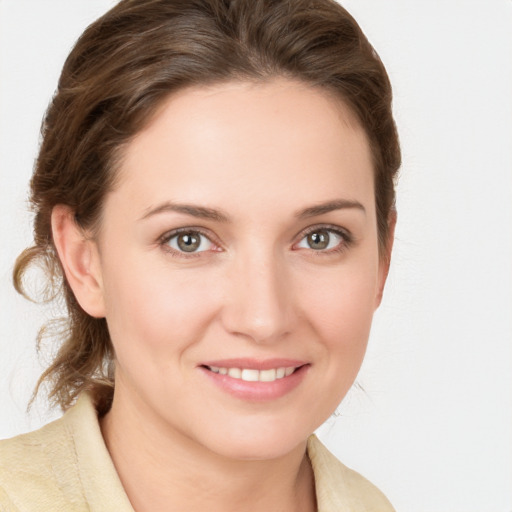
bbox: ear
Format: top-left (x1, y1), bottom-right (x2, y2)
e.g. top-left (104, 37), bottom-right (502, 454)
top-left (375, 208), bottom-right (397, 309)
top-left (51, 205), bottom-right (106, 318)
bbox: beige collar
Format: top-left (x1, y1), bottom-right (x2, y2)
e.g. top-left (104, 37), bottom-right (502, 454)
top-left (67, 393), bottom-right (393, 512)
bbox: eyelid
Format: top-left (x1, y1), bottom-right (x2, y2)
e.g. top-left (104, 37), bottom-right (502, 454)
top-left (293, 223), bottom-right (354, 253)
top-left (158, 223), bottom-right (354, 258)
top-left (158, 227), bottom-right (222, 258)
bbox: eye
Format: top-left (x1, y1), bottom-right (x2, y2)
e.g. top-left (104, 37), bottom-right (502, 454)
top-left (164, 230), bottom-right (215, 254)
top-left (296, 227), bottom-right (350, 253)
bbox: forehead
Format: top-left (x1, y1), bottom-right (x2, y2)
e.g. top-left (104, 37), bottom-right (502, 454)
top-left (110, 79), bottom-right (375, 219)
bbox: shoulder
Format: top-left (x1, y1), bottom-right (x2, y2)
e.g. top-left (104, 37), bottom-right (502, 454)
top-left (0, 484), bottom-right (20, 512)
top-left (308, 435), bottom-right (395, 512)
top-left (0, 393), bottom-right (133, 512)
top-left (0, 396), bottom-right (92, 511)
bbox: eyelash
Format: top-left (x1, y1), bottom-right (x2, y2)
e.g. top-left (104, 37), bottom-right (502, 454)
top-left (158, 227), bottom-right (218, 259)
top-left (299, 224), bottom-right (354, 256)
top-left (158, 224), bottom-right (354, 259)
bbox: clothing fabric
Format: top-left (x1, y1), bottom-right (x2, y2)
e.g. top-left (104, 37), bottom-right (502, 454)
top-left (0, 393), bottom-right (394, 511)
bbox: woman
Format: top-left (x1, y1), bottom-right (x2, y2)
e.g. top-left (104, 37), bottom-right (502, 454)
top-left (0, 0), bottom-right (400, 510)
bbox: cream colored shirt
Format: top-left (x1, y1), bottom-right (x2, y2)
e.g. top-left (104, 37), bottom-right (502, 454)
top-left (0, 394), bottom-right (394, 511)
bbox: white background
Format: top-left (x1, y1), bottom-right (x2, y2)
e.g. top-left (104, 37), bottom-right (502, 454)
top-left (0, 1), bottom-right (511, 511)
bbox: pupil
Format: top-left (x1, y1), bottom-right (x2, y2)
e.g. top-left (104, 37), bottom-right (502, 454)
top-left (308, 230), bottom-right (329, 250)
top-left (178, 233), bottom-right (200, 252)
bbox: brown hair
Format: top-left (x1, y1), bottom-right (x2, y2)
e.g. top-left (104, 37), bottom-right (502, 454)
top-left (14, 0), bottom-right (401, 412)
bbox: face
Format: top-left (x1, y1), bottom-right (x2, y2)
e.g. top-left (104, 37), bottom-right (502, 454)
top-left (92, 79), bottom-right (388, 460)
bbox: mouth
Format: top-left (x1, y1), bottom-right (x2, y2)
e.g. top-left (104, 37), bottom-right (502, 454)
top-left (202, 365), bottom-right (299, 383)
top-left (199, 360), bottom-right (309, 401)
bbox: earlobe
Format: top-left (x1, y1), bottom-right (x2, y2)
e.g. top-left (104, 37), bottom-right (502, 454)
top-left (51, 205), bottom-right (106, 318)
top-left (374, 209), bottom-right (397, 309)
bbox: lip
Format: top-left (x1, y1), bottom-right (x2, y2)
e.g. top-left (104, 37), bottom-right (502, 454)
top-left (198, 358), bottom-right (310, 402)
top-left (200, 358), bottom-right (307, 370)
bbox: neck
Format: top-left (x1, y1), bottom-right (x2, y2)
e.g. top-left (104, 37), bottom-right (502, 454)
top-left (100, 388), bottom-right (317, 512)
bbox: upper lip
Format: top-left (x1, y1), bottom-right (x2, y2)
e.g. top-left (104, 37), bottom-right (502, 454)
top-left (200, 358), bottom-right (308, 370)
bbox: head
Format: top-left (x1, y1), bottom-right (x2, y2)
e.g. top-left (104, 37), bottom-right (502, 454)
top-left (15, 0), bottom-right (400, 440)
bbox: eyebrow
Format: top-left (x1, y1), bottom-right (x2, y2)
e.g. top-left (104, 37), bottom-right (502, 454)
top-left (295, 199), bottom-right (366, 219)
top-left (139, 198), bottom-right (365, 222)
top-left (140, 202), bottom-right (230, 222)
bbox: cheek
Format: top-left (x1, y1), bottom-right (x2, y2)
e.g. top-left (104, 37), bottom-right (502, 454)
top-left (289, 262), bottom-right (379, 430)
top-left (101, 255), bottom-right (220, 362)
top-left (303, 262), bottom-right (378, 330)
top-left (299, 260), bottom-right (379, 368)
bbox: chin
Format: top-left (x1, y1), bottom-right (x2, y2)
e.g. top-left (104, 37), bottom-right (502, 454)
top-left (193, 415), bottom-right (314, 462)
top-left (213, 435), bottom-right (306, 462)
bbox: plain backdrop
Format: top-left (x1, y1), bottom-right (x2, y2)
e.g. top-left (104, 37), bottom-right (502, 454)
top-left (1, 1), bottom-right (511, 511)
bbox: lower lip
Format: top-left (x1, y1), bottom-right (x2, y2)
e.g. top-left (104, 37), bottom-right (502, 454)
top-left (199, 365), bottom-right (310, 402)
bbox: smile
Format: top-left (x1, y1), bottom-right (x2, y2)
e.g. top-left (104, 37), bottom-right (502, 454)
top-left (199, 360), bottom-right (309, 401)
top-left (205, 366), bottom-right (297, 382)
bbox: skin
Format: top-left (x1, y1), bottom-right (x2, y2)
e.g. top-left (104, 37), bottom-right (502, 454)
top-left (52, 78), bottom-right (393, 512)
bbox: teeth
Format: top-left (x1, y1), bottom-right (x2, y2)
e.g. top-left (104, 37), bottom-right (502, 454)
top-left (228, 368), bottom-right (242, 379)
top-left (241, 369), bottom-right (259, 382)
top-left (207, 365), bottom-right (297, 382)
top-left (259, 369), bottom-right (276, 382)
top-left (285, 367), bottom-right (295, 377)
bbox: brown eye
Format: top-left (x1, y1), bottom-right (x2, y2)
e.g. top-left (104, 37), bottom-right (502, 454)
top-left (177, 233), bottom-right (201, 252)
top-left (296, 227), bottom-right (347, 253)
top-left (166, 230), bottom-right (213, 254)
top-left (307, 230), bottom-right (330, 250)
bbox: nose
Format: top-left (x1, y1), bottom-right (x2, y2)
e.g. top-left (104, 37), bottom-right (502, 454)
top-left (220, 248), bottom-right (295, 344)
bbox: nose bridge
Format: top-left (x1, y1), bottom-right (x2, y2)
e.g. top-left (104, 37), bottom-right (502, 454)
top-left (222, 243), bottom-right (294, 343)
